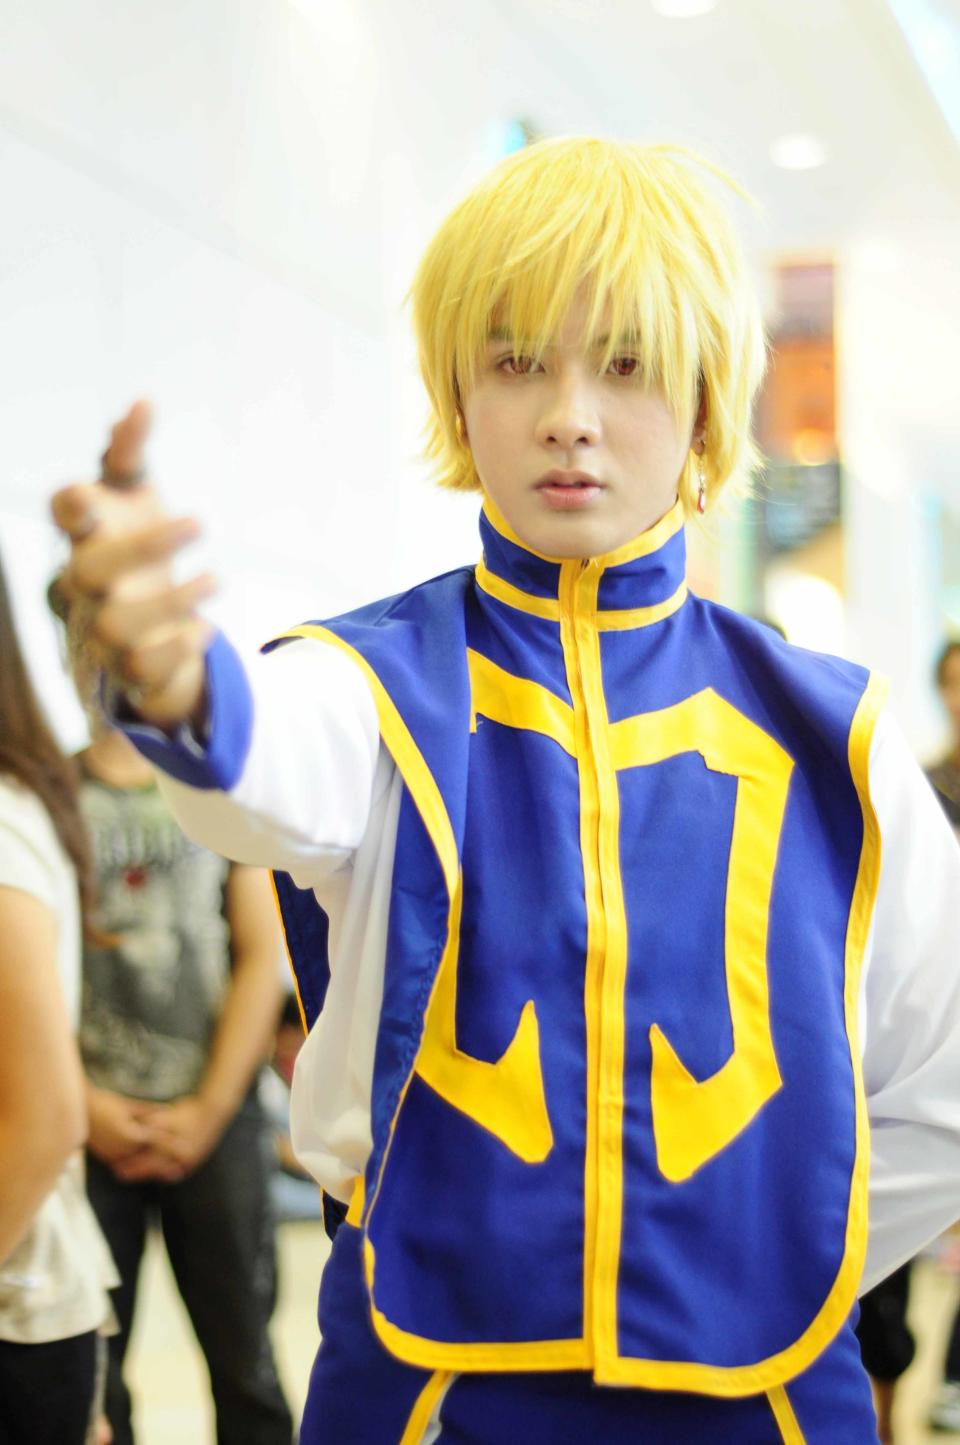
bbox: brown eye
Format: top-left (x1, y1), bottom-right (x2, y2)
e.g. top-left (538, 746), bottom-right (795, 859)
top-left (499, 354), bottom-right (536, 375)
top-left (608, 356), bottom-right (640, 377)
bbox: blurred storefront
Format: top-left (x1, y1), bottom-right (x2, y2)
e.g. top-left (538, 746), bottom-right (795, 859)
top-left (692, 244), bottom-right (960, 762)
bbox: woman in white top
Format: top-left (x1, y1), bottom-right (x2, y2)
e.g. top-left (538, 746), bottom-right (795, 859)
top-left (0, 549), bottom-right (117, 1444)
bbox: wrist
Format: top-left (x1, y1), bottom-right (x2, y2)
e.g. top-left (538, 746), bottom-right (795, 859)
top-left (194, 1085), bottom-right (236, 1133)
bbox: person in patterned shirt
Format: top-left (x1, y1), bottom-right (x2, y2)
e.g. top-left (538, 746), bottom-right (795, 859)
top-left (49, 577), bottom-right (294, 1445)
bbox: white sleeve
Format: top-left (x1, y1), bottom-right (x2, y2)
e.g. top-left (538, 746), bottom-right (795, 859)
top-left (860, 708), bottom-right (960, 1292)
top-left (155, 638), bottom-right (384, 889)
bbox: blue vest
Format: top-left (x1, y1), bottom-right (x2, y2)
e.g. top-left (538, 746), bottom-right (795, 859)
top-left (271, 499), bottom-right (886, 1397)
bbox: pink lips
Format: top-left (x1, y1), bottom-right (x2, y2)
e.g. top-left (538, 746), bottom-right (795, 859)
top-left (535, 470), bottom-right (604, 511)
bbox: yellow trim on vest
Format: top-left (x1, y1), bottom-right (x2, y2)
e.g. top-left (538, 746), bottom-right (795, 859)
top-left (475, 562), bottom-right (561, 622)
top-left (610, 689), bottom-right (789, 1182)
top-left (476, 562), bottom-right (688, 632)
top-left (398, 1370), bottom-right (454, 1445)
top-left (346, 1175), bottom-right (365, 1227)
top-left (415, 877), bottom-right (554, 1163)
top-left (597, 498), bottom-right (684, 566)
top-left (277, 623), bottom-right (569, 1370)
top-left (561, 558), bottom-right (634, 1370)
top-left (273, 627), bottom-right (458, 1237)
top-left (767, 1384), bottom-right (807, 1442)
top-left (595, 580), bottom-right (688, 632)
top-left (480, 494), bottom-right (684, 569)
top-left (272, 627), bottom-right (888, 1394)
top-left (481, 495), bottom-right (562, 561)
top-left (556, 561), bottom-right (603, 1356)
top-left (274, 627), bottom-right (460, 896)
top-left (279, 627), bottom-right (552, 1166)
top-left (557, 560), bottom-right (605, 1358)
top-left (468, 649), bottom-right (575, 754)
top-left (590, 670), bottom-right (889, 1393)
top-left (268, 872), bottom-right (308, 1034)
top-left (364, 1231), bottom-right (590, 1370)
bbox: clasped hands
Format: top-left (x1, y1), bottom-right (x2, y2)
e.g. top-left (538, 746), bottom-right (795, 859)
top-left (87, 1086), bottom-right (227, 1183)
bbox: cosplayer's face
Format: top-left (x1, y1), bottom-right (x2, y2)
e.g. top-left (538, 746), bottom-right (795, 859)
top-left (461, 289), bottom-right (703, 559)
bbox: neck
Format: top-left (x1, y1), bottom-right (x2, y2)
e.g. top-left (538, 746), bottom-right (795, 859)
top-left (477, 496), bottom-right (689, 627)
top-left (82, 729), bottom-right (155, 789)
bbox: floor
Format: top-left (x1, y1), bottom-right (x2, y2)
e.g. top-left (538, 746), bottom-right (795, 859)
top-left (125, 1224), bottom-right (958, 1443)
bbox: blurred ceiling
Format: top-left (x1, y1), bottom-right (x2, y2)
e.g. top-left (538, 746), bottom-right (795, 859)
top-left (0, 0), bottom-right (957, 314)
top-left (492, 0), bottom-right (960, 252)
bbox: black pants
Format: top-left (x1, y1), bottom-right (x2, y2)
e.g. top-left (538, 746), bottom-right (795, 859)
top-left (856, 1258), bottom-right (960, 1386)
top-left (86, 1098), bottom-right (293, 1445)
top-left (855, 1262), bottom-right (916, 1383)
top-left (0, 1329), bottom-right (99, 1444)
top-left (947, 1304), bottom-right (960, 1383)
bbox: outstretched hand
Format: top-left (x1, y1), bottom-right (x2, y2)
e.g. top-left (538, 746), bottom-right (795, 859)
top-left (50, 402), bottom-right (216, 728)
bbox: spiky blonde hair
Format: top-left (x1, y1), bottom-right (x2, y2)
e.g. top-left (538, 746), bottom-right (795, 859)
top-left (407, 136), bottom-right (767, 516)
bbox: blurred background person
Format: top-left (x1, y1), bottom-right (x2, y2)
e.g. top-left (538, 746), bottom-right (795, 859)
top-left (922, 639), bottom-right (960, 1435)
top-left (856, 1264), bottom-right (916, 1444)
top-left (927, 642), bottom-right (960, 837)
top-left (261, 994), bottom-right (324, 1226)
top-left (0, 548), bottom-right (117, 1444)
top-left (854, 639), bottom-right (960, 1442)
top-left (49, 577), bottom-right (294, 1445)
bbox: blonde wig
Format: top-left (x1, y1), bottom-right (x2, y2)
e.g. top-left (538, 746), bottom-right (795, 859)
top-left (407, 136), bottom-right (768, 517)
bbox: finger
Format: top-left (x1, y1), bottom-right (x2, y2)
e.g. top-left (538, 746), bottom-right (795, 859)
top-left (119, 1121), bottom-right (152, 1145)
top-left (142, 1114), bottom-right (182, 1139)
top-left (94, 574), bottom-right (216, 651)
top-left (114, 1152), bottom-right (182, 1183)
top-left (69, 515), bottom-right (200, 596)
top-left (134, 1103), bottom-right (166, 1122)
top-left (128, 1100), bottom-right (160, 1121)
top-left (142, 1135), bottom-right (191, 1168)
top-left (110, 1145), bottom-right (150, 1171)
top-left (50, 482), bottom-right (103, 541)
top-left (103, 400), bottom-right (152, 485)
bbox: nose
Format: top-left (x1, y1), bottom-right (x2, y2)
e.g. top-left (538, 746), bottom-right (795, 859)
top-left (535, 375), bottom-right (601, 452)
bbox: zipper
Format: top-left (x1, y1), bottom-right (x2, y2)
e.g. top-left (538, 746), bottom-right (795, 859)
top-left (559, 557), bottom-right (608, 1366)
top-left (561, 554), bottom-right (632, 1376)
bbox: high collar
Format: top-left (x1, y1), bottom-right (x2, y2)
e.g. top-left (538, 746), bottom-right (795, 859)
top-left (476, 497), bottom-right (688, 630)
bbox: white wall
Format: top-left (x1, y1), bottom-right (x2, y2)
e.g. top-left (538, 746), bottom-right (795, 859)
top-left (0, 0), bottom-right (476, 743)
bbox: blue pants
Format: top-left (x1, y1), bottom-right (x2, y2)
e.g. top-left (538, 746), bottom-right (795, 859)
top-left (300, 1224), bottom-right (879, 1443)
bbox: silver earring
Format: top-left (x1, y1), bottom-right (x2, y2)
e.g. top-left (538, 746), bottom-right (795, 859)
top-left (696, 456), bottom-right (706, 514)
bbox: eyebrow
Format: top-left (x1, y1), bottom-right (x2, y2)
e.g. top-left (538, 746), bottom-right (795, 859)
top-left (485, 328), bottom-right (640, 348)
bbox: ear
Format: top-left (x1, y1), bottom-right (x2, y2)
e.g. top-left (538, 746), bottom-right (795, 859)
top-left (691, 384), bottom-right (708, 455)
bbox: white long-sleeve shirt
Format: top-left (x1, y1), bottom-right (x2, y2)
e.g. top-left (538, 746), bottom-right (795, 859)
top-left (136, 633), bottom-right (960, 1294)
